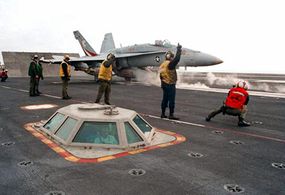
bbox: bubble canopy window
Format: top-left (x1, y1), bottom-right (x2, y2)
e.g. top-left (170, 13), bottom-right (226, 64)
top-left (40, 104), bottom-right (156, 149)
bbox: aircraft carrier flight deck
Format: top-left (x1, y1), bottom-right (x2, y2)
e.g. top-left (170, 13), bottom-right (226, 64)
top-left (0, 73), bottom-right (284, 195)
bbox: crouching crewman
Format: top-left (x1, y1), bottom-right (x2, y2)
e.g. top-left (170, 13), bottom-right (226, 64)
top-left (206, 81), bottom-right (251, 127)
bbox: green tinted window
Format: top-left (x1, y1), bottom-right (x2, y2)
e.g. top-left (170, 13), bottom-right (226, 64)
top-left (73, 122), bottom-right (119, 145)
top-left (125, 122), bottom-right (143, 144)
top-left (44, 113), bottom-right (65, 132)
top-left (133, 115), bottom-right (152, 133)
top-left (55, 117), bottom-right (77, 141)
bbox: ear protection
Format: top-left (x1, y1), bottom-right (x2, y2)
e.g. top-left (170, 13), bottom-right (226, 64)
top-left (237, 81), bottom-right (248, 90)
top-left (107, 53), bottom-right (115, 60)
top-left (165, 51), bottom-right (174, 60)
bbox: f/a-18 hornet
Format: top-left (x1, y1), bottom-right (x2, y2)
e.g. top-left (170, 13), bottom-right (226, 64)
top-left (48, 30), bottom-right (223, 81)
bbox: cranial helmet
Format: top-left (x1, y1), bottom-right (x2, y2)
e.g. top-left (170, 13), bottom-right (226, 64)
top-left (64, 55), bottom-right (70, 61)
top-left (107, 53), bottom-right (115, 61)
top-left (165, 51), bottom-right (174, 60)
top-left (33, 54), bottom-right (38, 59)
top-left (237, 81), bottom-right (248, 90)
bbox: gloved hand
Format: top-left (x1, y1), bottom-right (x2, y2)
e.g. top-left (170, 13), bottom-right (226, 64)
top-left (177, 43), bottom-right (182, 51)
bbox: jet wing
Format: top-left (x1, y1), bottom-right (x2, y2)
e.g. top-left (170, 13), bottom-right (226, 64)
top-left (47, 51), bottom-right (165, 64)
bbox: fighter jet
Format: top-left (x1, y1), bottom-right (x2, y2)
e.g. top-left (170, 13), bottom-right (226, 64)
top-left (47, 31), bottom-right (223, 81)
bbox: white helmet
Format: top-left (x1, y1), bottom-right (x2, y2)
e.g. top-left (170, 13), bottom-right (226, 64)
top-left (33, 54), bottom-right (38, 60)
top-left (237, 81), bottom-right (248, 90)
top-left (64, 55), bottom-right (70, 61)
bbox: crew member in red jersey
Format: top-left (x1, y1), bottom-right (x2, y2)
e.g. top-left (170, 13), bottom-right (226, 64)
top-left (205, 81), bottom-right (250, 127)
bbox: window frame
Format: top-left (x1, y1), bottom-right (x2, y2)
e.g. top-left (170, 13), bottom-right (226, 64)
top-left (42, 112), bottom-right (67, 135)
top-left (70, 121), bottom-right (121, 147)
top-left (54, 116), bottom-right (78, 143)
top-left (124, 121), bottom-right (144, 145)
top-left (132, 114), bottom-right (153, 133)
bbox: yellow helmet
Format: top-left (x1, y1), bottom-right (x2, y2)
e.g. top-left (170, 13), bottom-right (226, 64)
top-left (165, 51), bottom-right (174, 60)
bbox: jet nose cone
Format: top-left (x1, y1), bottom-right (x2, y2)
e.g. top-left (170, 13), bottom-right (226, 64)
top-left (214, 57), bottom-right (223, 65)
top-left (199, 53), bottom-right (223, 66)
top-left (180, 50), bottom-right (223, 67)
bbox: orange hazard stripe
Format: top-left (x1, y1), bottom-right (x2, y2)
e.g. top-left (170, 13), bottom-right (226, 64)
top-left (24, 123), bottom-right (186, 163)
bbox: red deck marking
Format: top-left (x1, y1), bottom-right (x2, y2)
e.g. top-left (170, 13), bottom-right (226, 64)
top-left (78, 158), bottom-right (98, 163)
top-left (24, 123), bottom-right (186, 163)
top-left (113, 152), bottom-right (130, 158)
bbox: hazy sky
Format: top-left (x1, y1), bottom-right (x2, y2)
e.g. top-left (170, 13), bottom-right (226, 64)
top-left (1, 0), bottom-right (284, 73)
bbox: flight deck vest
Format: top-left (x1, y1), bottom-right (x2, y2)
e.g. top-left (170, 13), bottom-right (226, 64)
top-left (98, 60), bottom-right (112, 81)
top-left (225, 87), bottom-right (248, 109)
top-left (159, 60), bottom-right (177, 84)
top-left (59, 61), bottom-right (71, 77)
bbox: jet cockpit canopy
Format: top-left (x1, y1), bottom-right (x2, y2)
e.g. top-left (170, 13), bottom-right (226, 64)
top-left (154, 40), bottom-right (174, 48)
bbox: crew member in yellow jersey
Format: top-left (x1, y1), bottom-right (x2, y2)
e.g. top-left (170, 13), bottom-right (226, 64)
top-left (159, 43), bottom-right (182, 120)
top-left (95, 53), bottom-right (116, 105)
top-left (59, 55), bottom-right (72, 100)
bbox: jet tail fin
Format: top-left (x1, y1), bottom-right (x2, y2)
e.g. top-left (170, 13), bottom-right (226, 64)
top-left (73, 30), bottom-right (97, 56)
top-left (100, 33), bottom-right (116, 53)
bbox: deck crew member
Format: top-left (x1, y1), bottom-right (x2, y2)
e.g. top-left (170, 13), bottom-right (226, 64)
top-left (0, 69), bottom-right (8, 82)
top-left (95, 53), bottom-right (116, 105)
top-left (159, 43), bottom-right (182, 120)
top-left (28, 55), bottom-right (41, 96)
top-left (60, 55), bottom-right (72, 100)
top-left (205, 81), bottom-right (251, 127)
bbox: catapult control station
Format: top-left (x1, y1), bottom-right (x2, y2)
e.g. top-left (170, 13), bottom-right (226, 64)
top-left (33, 104), bottom-right (179, 159)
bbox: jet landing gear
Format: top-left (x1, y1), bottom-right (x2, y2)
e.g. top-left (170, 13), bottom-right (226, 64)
top-left (94, 75), bottom-right (99, 83)
top-left (124, 77), bottom-right (132, 82)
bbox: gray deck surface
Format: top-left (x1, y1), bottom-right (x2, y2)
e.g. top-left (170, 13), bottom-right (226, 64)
top-left (0, 75), bottom-right (284, 195)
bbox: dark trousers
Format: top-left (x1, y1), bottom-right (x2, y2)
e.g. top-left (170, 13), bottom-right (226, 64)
top-left (29, 77), bottom-right (36, 96)
top-left (95, 80), bottom-right (111, 104)
top-left (208, 105), bottom-right (247, 120)
top-left (1, 77), bottom-right (7, 82)
top-left (161, 83), bottom-right (176, 115)
top-left (62, 78), bottom-right (69, 98)
top-left (35, 78), bottom-right (40, 93)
